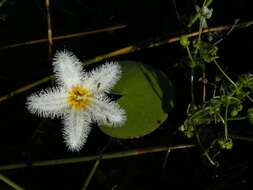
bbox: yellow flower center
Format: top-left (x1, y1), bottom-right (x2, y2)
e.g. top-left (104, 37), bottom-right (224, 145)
top-left (67, 85), bottom-right (92, 110)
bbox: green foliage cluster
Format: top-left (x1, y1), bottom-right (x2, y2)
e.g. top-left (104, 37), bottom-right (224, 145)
top-left (100, 0), bottom-right (253, 166)
top-left (178, 0), bottom-right (253, 164)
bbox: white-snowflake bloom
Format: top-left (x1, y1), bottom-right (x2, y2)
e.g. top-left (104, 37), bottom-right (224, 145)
top-left (27, 50), bottom-right (126, 151)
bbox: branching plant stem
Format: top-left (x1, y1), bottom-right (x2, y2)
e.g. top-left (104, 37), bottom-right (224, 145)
top-left (213, 60), bottom-right (237, 88)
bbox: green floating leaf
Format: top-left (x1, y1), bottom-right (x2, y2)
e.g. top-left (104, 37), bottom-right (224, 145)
top-left (99, 61), bottom-right (174, 138)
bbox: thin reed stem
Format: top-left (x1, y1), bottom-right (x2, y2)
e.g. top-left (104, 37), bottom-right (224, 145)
top-left (0, 174), bottom-right (25, 190)
top-left (45, 0), bottom-right (53, 59)
top-left (0, 25), bottom-right (126, 50)
top-left (1, 21), bottom-right (253, 103)
top-left (82, 160), bottom-right (101, 190)
top-left (0, 144), bottom-right (195, 171)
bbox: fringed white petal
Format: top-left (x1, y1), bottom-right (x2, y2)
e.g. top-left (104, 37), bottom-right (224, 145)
top-left (53, 50), bottom-right (84, 88)
top-left (26, 87), bottom-right (68, 118)
top-left (62, 110), bottom-right (91, 151)
top-left (88, 95), bottom-right (126, 127)
top-left (83, 62), bottom-right (121, 94)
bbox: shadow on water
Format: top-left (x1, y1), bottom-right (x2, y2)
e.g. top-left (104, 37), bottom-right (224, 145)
top-left (138, 63), bottom-right (174, 114)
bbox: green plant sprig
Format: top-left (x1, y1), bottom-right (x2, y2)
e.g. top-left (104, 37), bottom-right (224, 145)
top-left (179, 1), bottom-right (253, 165)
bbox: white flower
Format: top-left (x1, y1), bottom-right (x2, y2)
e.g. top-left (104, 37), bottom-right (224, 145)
top-left (27, 50), bottom-right (126, 151)
top-left (195, 5), bottom-right (213, 28)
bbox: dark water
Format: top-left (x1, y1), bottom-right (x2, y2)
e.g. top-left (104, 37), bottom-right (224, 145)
top-left (1, 0), bottom-right (253, 189)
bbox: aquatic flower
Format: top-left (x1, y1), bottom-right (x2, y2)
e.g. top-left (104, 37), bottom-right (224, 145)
top-left (27, 50), bottom-right (126, 151)
top-left (195, 5), bottom-right (213, 28)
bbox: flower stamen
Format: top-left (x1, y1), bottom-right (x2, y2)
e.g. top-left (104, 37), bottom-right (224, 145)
top-left (67, 85), bottom-right (92, 110)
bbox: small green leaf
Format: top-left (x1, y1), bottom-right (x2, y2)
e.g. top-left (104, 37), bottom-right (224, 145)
top-left (199, 42), bottom-right (218, 63)
top-left (180, 35), bottom-right (190, 47)
top-left (217, 137), bottom-right (233, 150)
top-left (99, 61), bottom-right (174, 138)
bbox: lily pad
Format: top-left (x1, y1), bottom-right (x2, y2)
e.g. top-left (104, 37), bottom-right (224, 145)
top-left (99, 61), bottom-right (174, 138)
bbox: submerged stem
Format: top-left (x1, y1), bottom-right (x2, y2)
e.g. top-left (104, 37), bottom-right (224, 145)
top-left (186, 45), bottom-right (196, 104)
top-left (224, 104), bottom-right (229, 140)
top-left (194, 129), bottom-right (217, 166)
top-left (202, 66), bottom-right (207, 102)
top-left (82, 159), bottom-right (100, 190)
top-left (194, 16), bottom-right (205, 55)
top-left (217, 113), bottom-right (228, 140)
top-left (0, 145), bottom-right (195, 171)
top-left (0, 174), bottom-right (25, 190)
top-left (213, 60), bottom-right (237, 88)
